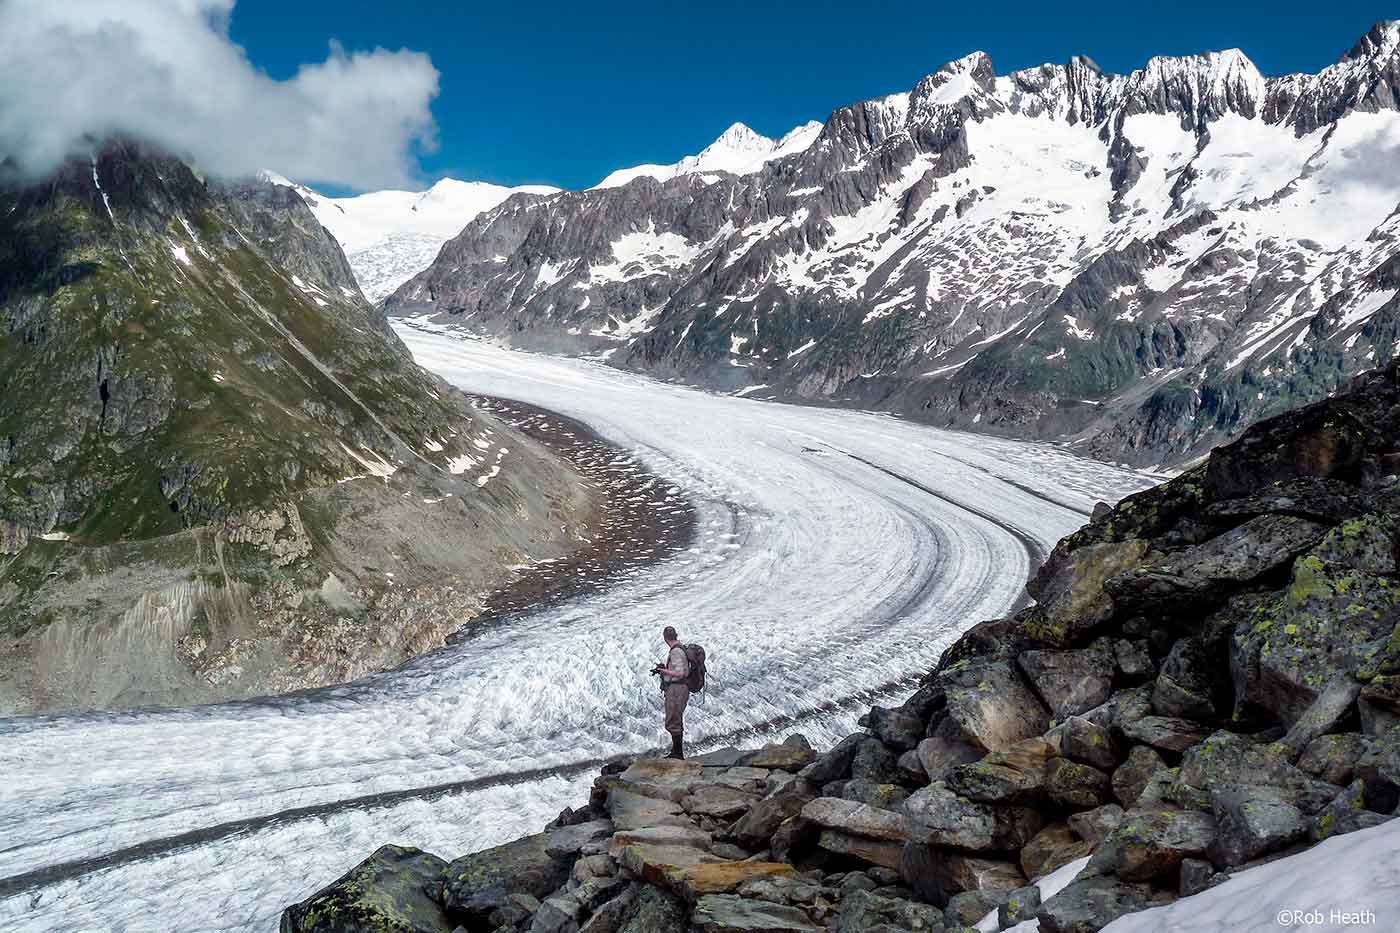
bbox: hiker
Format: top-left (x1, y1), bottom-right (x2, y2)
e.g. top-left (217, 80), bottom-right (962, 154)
top-left (651, 625), bottom-right (690, 759)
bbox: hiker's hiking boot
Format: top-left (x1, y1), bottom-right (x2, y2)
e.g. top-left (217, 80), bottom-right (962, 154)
top-left (667, 732), bottom-right (684, 759)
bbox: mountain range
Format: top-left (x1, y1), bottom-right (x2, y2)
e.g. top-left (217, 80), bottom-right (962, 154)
top-left (373, 22), bottom-right (1400, 468)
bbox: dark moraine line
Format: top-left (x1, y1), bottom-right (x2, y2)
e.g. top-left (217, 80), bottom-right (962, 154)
top-left (0, 668), bottom-right (926, 900)
top-left (0, 410), bottom-right (1049, 901)
top-left (838, 451), bottom-right (1049, 571)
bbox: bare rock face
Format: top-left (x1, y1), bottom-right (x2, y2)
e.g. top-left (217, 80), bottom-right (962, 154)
top-left (0, 141), bottom-right (601, 714)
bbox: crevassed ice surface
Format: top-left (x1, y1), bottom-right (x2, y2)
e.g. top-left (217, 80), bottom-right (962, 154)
top-left (0, 328), bottom-right (1154, 932)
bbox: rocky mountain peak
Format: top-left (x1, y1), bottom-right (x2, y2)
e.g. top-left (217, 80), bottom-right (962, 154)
top-left (1341, 19), bottom-right (1400, 63)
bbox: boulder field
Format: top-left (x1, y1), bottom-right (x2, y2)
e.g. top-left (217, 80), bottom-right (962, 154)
top-left (282, 357), bottom-right (1400, 931)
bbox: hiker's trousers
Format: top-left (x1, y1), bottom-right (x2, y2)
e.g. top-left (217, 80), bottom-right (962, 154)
top-left (664, 683), bottom-right (690, 736)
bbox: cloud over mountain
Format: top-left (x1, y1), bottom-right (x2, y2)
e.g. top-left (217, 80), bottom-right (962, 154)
top-left (0, 0), bottom-right (440, 189)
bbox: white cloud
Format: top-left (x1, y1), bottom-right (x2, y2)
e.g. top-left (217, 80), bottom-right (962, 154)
top-left (0, 0), bottom-right (440, 190)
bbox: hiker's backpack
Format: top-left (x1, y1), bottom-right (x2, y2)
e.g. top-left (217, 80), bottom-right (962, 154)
top-left (683, 643), bottom-right (706, 692)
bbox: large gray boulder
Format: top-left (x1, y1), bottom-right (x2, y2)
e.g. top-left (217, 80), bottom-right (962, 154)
top-left (1087, 807), bottom-right (1216, 882)
top-left (835, 889), bottom-right (943, 931)
top-left (281, 844), bottom-right (452, 933)
top-left (1207, 787), bottom-right (1307, 867)
top-left (941, 659), bottom-right (1050, 754)
top-left (1111, 746), bottom-right (1166, 808)
top-left (903, 782), bottom-right (1042, 853)
top-left (1036, 876), bottom-right (1156, 933)
top-left (691, 894), bottom-right (822, 932)
top-left (442, 833), bottom-right (570, 924)
top-left (800, 797), bottom-right (906, 842)
top-left (1018, 647), bottom-right (1115, 719)
top-left (1174, 731), bottom-right (1338, 814)
top-left (1044, 758), bottom-right (1112, 810)
top-left (1230, 550), bottom-right (1400, 727)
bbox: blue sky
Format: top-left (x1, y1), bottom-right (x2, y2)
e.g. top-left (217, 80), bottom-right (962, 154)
top-left (228, 0), bottom-right (1393, 192)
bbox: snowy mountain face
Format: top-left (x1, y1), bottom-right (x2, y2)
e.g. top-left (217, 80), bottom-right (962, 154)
top-left (384, 22), bottom-right (1400, 468)
top-left (262, 174), bottom-right (558, 302)
top-left (592, 120), bottom-right (825, 188)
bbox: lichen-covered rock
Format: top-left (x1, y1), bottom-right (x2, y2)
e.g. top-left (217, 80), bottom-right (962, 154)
top-left (835, 889), bottom-right (943, 932)
top-left (999, 884), bottom-right (1043, 928)
top-left (1046, 717), bottom-right (1121, 771)
top-left (1296, 732), bottom-right (1369, 786)
top-left (442, 834), bottom-right (569, 924)
top-left (1107, 514), bottom-right (1328, 611)
top-left (1018, 647), bottom-right (1115, 719)
top-left (691, 894), bottom-right (822, 932)
top-left (849, 738), bottom-right (903, 784)
top-left (1111, 746), bottom-right (1166, 808)
top-left (1207, 787), bottom-right (1307, 867)
top-left (281, 844), bottom-right (452, 933)
top-left (903, 782), bottom-right (1043, 853)
top-left (945, 889), bottom-right (1005, 926)
top-left (1118, 715), bottom-right (1210, 754)
top-left (945, 736), bottom-right (1054, 805)
top-left (840, 780), bottom-right (911, 812)
top-left (1020, 822), bottom-right (1093, 880)
top-left (1036, 875), bottom-right (1155, 933)
top-left (866, 705), bottom-right (926, 752)
top-left (1023, 539), bottom-right (1152, 645)
top-left (940, 659), bottom-right (1050, 754)
top-left (1068, 804), bottom-right (1125, 845)
top-left (1308, 779), bottom-right (1396, 842)
top-left (1088, 807), bottom-right (1216, 882)
top-left (1359, 676), bottom-right (1400, 736)
top-left (1044, 758), bottom-right (1112, 810)
top-left (1151, 637), bottom-right (1220, 720)
top-left (617, 886), bottom-right (686, 933)
top-left (1230, 552), bottom-right (1400, 727)
top-left (1174, 731), bottom-right (1338, 815)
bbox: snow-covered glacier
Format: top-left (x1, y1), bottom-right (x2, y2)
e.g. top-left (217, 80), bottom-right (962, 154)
top-left (1, 329), bottom-right (1153, 931)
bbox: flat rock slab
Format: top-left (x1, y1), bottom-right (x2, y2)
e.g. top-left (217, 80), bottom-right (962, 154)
top-left (800, 797), bottom-right (905, 842)
top-left (817, 829), bottom-right (903, 869)
top-left (676, 862), bottom-right (801, 901)
top-left (691, 894), bottom-right (822, 932)
top-left (546, 819), bottom-right (614, 859)
top-left (743, 742), bottom-right (818, 773)
top-left (620, 843), bottom-right (728, 886)
top-left (691, 747), bottom-right (748, 767)
top-left (618, 758), bottom-right (705, 802)
top-left (608, 788), bottom-right (695, 831)
top-left (684, 784), bottom-right (762, 820)
top-left (609, 824), bottom-right (713, 856)
top-left (1119, 715), bottom-right (1210, 754)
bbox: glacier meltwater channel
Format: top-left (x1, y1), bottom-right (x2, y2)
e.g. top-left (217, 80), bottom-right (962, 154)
top-left (0, 328), bottom-right (1152, 932)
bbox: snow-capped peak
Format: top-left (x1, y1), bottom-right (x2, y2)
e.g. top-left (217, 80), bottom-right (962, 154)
top-left (592, 118), bottom-right (822, 189)
top-left (1342, 19), bottom-right (1400, 62)
top-left (263, 171), bottom-right (559, 302)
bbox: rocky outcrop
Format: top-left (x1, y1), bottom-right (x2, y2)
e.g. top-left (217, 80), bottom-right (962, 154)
top-left (0, 141), bottom-right (606, 714)
top-left (285, 355), bottom-right (1400, 932)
